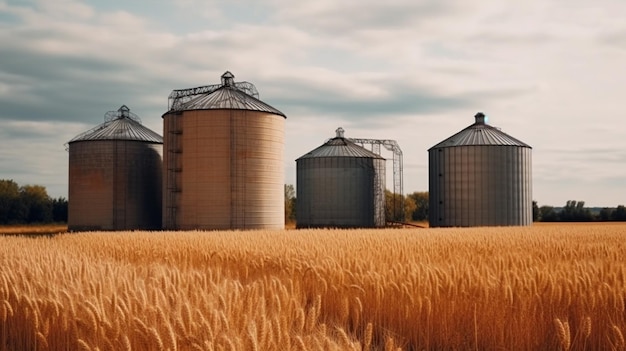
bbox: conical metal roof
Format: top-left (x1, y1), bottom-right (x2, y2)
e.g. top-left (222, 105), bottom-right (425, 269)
top-left (429, 112), bottom-right (531, 150)
top-left (68, 105), bottom-right (163, 144)
top-left (297, 128), bottom-right (385, 160)
top-left (166, 71), bottom-right (286, 117)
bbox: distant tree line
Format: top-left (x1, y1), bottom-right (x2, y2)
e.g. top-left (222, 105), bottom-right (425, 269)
top-left (384, 190), bottom-right (429, 223)
top-left (0, 179), bottom-right (68, 224)
top-left (534, 200), bottom-right (626, 222)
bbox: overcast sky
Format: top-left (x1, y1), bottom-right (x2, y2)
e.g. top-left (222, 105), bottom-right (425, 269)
top-left (1, 0), bottom-right (625, 207)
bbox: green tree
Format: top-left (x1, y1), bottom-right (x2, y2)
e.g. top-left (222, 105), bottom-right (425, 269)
top-left (385, 190), bottom-right (414, 222)
top-left (561, 200), bottom-right (592, 222)
top-left (407, 191), bottom-right (429, 221)
top-left (52, 197), bottom-right (68, 223)
top-left (599, 207), bottom-right (613, 221)
top-left (20, 185), bottom-right (53, 223)
top-left (284, 184), bottom-right (296, 224)
top-left (612, 205), bottom-right (626, 221)
top-left (0, 180), bottom-right (63, 224)
top-left (532, 201), bottom-right (540, 222)
top-left (539, 205), bottom-right (558, 222)
top-left (0, 179), bottom-right (21, 224)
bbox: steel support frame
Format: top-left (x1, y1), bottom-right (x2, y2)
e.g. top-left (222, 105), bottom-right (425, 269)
top-left (348, 138), bottom-right (404, 221)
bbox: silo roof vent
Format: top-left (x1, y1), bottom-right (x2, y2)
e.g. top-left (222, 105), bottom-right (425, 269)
top-left (475, 112), bottom-right (486, 124)
top-left (336, 127), bottom-right (345, 138)
top-left (221, 71), bottom-right (235, 86)
top-left (103, 104), bottom-right (140, 123)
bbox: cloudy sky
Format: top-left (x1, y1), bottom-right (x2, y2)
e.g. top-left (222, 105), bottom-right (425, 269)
top-left (1, 0), bottom-right (625, 207)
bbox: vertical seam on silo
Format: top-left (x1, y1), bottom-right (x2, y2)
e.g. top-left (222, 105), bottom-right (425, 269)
top-left (241, 110), bottom-right (246, 229)
top-left (113, 140), bottom-right (117, 229)
top-left (230, 109), bottom-right (234, 228)
top-left (166, 115), bottom-right (169, 229)
top-left (193, 113), bottom-right (197, 228)
top-left (463, 146), bottom-right (467, 226)
top-left (177, 114), bottom-right (181, 228)
top-left (123, 141), bottom-right (127, 229)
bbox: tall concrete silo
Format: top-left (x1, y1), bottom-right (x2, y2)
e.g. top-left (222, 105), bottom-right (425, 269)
top-left (67, 105), bottom-right (163, 231)
top-left (428, 112), bottom-right (532, 227)
top-left (296, 128), bottom-right (386, 228)
top-left (163, 71), bottom-right (286, 230)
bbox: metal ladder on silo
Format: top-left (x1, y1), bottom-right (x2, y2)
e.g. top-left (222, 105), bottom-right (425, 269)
top-left (167, 113), bottom-right (183, 229)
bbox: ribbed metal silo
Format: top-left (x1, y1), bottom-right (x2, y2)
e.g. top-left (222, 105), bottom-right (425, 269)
top-left (296, 128), bottom-right (386, 228)
top-left (162, 72), bottom-right (286, 230)
top-left (67, 105), bottom-right (163, 231)
top-left (428, 112), bottom-right (532, 227)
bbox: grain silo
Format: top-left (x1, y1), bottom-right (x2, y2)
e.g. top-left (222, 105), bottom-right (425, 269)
top-left (296, 128), bottom-right (386, 228)
top-left (162, 71), bottom-right (286, 230)
top-left (67, 105), bottom-right (163, 231)
top-left (428, 112), bottom-right (532, 227)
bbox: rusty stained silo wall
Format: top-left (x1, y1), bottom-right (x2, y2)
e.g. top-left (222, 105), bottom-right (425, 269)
top-left (296, 157), bottom-right (386, 228)
top-left (428, 113), bottom-right (532, 227)
top-left (163, 109), bottom-right (285, 230)
top-left (68, 140), bottom-right (163, 231)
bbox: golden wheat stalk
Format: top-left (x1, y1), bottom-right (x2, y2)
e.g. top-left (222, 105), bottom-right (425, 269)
top-left (554, 318), bottom-right (570, 350)
top-left (613, 325), bottom-right (625, 348)
top-left (363, 322), bottom-right (373, 351)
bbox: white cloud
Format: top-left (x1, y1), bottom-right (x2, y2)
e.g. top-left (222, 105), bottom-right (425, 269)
top-left (0, 120), bottom-right (87, 198)
top-left (37, 0), bottom-right (95, 20)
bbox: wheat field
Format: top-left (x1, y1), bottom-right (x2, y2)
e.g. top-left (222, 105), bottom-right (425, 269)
top-left (1, 223), bottom-right (626, 350)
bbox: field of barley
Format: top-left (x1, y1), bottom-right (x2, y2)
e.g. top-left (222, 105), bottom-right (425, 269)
top-left (1, 223), bottom-right (626, 350)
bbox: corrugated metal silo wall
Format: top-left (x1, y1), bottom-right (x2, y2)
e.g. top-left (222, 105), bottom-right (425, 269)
top-left (163, 109), bottom-right (285, 230)
top-left (296, 157), bottom-right (386, 228)
top-left (428, 145), bottom-right (532, 227)
top-left (68, 140), bottom-right (163, 231)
